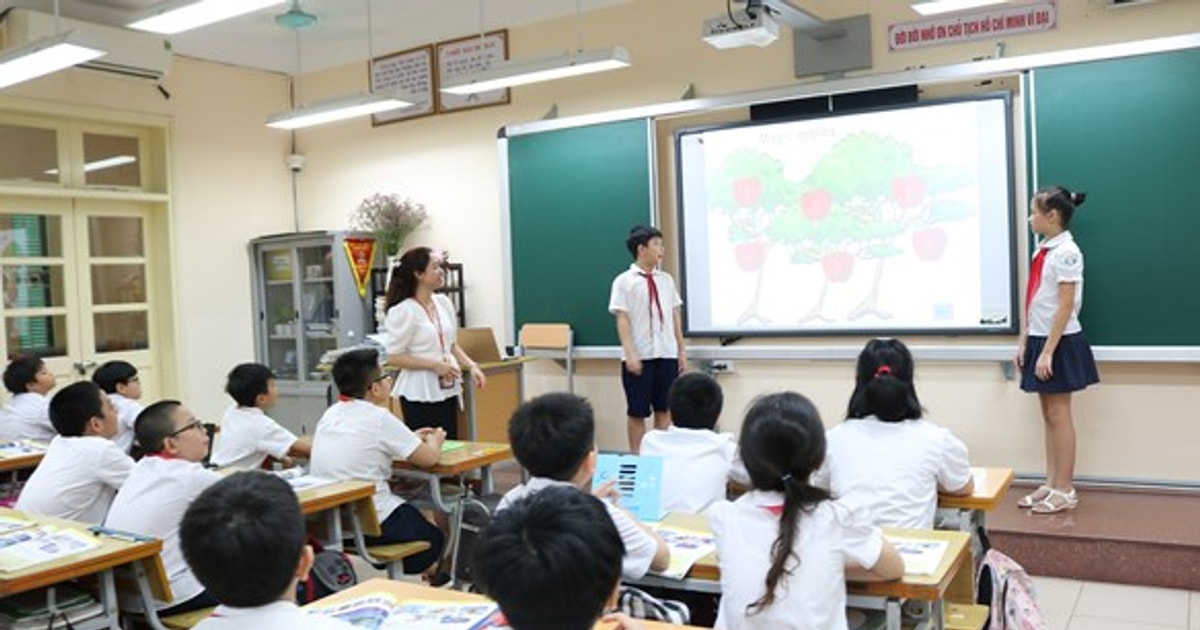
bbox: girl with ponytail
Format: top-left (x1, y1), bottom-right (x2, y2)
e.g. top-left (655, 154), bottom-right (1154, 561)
top-left (812, 338), bottom-right (974, 529)
top-left (709, 392), bottom-right (903, 629)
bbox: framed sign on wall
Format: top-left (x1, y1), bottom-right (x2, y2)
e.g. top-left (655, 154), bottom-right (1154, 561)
top-left (435, 30), bottom-right (511, 113)
top-left (370, 44), bottom-right (436, 126)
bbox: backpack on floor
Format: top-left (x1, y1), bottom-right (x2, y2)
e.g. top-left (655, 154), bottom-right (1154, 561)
top-left (976, 548), bottom-right (1046, 630)
top-left (297, 536), bottom-right (358, 604)
top-left (454, 494), bottom-right (502, 585)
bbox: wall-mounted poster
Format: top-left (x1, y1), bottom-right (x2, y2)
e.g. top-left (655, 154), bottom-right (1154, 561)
top-left (370, 44), bottom-right (436, 126)
top-left (435, 30), bottom-right (511, 113)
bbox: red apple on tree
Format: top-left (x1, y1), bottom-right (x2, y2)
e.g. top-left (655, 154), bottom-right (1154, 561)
top-left (822, 252), bottom-right (855, 283)
top-left (892, 175), bottom-right (926, 209)
top-left (732, 176), bottom-right (762, 207)
top-left (801, 189), bottom-right (832, 221)
top-left (913, 227), bottom-right (947, 261)
top-left (734, 240), bottom-right (768, 272)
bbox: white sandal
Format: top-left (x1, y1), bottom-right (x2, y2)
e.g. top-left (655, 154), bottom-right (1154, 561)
top-left (1031, 488), bottom-right (1078, 514)
top-left (1017, 484), bottom-right (1052, 508)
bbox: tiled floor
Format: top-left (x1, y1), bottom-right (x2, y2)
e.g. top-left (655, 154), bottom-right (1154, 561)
top-left (1034, 575), bottom-right (1199, 630)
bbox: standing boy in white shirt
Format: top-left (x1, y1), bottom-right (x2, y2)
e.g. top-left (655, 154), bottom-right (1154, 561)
top-left (182, 472), bottom-right (355, 630)
top-left (610, 225), bottom-right (686, 454)
top-left (15, 381), bottom-right (132, 523)
top-left (211, 363), bottom-right (311, 470)
top-left (92, 360), bottom-right (144, 454)
top-left (309, 348), bottom-right (446, 578)
top-left (640, 372), bottom-right (747, 514)
top-left (106, 400), bottom-right (222, 616)
top-left (0, 355), bottom-right (57, 442)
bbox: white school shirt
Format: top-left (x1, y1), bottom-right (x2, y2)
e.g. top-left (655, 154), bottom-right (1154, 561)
top-left (497, 477), bottom-right (661, 580)
top-left (812, 417), bottom-right (972, 529)
top-left (709, 492), bottom-right (883, 630)
top-left (210, 406), bottom-right (298, 470)
top-left (639, 426), bottom-right (748, 514)
top-left (0, 392), bottom-right (55, 442)
top-left (105, 456), bottom-right (221, 610)
top-left (195, 601), bottom-right (356, 630)
top-left (309, 399), bottom-right (422, 521)
top-left (15, 435), bottom-right (133, 524)
top-left (383, 294), bottom-right (460, 403)
top-left (1027, 231), bottom-right (1084, 337)
top-left (108, 393), bottom-right (143, 453)
top-left (609, 264), bottom-right (683, 360)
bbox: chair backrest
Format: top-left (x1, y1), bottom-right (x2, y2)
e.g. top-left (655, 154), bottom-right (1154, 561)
top-left (519, 323), bottom-right (572, 350)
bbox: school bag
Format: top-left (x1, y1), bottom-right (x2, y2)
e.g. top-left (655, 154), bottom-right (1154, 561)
top-left (297, 536), bottom-right (358, 604)
top-left (454, 494), bottom-right (502, 585)
top-left (975, 548), bottom-right (1046, 630)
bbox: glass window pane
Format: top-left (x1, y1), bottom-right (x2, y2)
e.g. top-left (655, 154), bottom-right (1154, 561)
top-left (0, 125), bottom-right (58, 183)
top-left (304, 337), bottom-right (336, 381)
top-left (82, 133), bottom-right (141, 188)
top-left (6, 315), bottom-right (67, 359)
top-left (0, 214), bottom-right (63, 257)
top-left (91, 264), bottom-right (146, 305)
top-left (94, 311), bottom-right (149, 352)
top-left (3, 265), bottom-right (66, 309)
top-left (298, 246), bottom-right (332, 280)
top-left (267, 340), bottom-right (298, 380)
top-left (88, 216), bottom-right (144, 257)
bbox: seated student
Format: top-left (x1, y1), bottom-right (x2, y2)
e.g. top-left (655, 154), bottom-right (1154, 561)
top-left (709, 391), bottom-right (904, 630)
top-left (499, 393), bottom-right (669, 580)
top-left (181, 472), bottom-right (355, 630)
top-left (0, 354), bottom-right (57, 442)
top-left (105, 400), bottom-right (222, 616)
top-left (92, 360), bottom-right (144, 454)
top-left (309, 348), bottom-right (445, 577)
top-left (639, 372), bottom-right (747, 513)
top-left (15, 382), bottom-right (133, 523)
top-left (475, 485), bottom-right (647, 630)
top-left (812, 338), bottom-right (974, 529)
top-left (210, 363), bottom-right (311, 470)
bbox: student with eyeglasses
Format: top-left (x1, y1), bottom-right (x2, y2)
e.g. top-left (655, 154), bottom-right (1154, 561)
top-left (105, 400), bottom-right (224, 616)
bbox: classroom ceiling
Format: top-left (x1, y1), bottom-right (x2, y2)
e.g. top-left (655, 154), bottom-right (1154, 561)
top-left (0, 0), bottom-right (632, 75)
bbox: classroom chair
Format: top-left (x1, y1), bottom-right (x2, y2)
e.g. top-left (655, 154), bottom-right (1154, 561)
top-left (518, 323), bottom-right (574, 393)
top-left (344, 539), bottom-right (432, 581)
top-left (944, 602), bottom-right (989, 630)
top-left (158, 607), bottom-right (215, 629)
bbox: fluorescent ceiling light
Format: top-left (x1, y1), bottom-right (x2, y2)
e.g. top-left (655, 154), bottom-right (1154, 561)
top-left (440, 46), bottom-right (631, 96)
top-left (266, 91), bottom-right (412, 130)
top-left (45, 155), bottom-right (137, 176)
top-left (128, 0), bottom-right (287, 35)
top-left (0, 31), bottom-right (106, 90)
top-left (912, 0), bottom-right (1010, 15)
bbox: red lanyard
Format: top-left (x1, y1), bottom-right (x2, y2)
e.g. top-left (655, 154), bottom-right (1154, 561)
top-left (413, 297), bottom-right (447, 355)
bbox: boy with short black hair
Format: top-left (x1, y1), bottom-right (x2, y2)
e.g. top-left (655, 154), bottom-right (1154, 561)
top-left (211, 363), bottom-right (311, 470)
top-left (106, 400), bottom-right (222, 616)
top-left (92, 360), bottom-right (143, 453)
top-left (181, 472), bottom-right (355, 630)
top-left (610, 225), bottom-right (686, 453)
top-left (640, 372), bottom-right (747, 513)
top-left (0, 354), bottom-right (57, 442)
top-left (15, 381), bottom-right (132, 523)
top-left (499, 392), bottom-right (669, 579)
top-left (475, 485), bottom-right (645, 630)
top-left (309, 348), bottom-right (446, 576)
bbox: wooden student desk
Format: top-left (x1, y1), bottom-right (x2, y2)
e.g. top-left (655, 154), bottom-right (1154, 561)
top-left (293, 478), bottom-right (382, 548)
top-left (0, 508), bottom-right (170, 630)
top-left (937, 466), bottom-right (1014, 525)
top-left (0, 442), bottom-right (47, 474)
top-left (307, 577), bottom-right (711, 630)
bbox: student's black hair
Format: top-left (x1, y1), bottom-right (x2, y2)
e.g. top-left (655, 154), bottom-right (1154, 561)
top-left (92, 360), bottom-right (138, 394)
top-left (224, 363), bottom-right (275, 408)
top-left (668, 372), bottom-right (724, 430)
top-left (48, 381), bottom-right (105, 437)
top-left (739, 391), bottom-right (831, 616)
top-left (845, 338), bottom-right (923, 423)
top-left (130, 400), bottom-right (181, 460)
top-left (507, 393), bottom-right (595, 481)
top-left (3, 355), bottom-right (44, 395)
top-left (1033, 186), bottom-right (1087, 228)
top-left (385, 246), bottom-right (434, 309)
top-left (332, 348), bottom-right (381, 399)
top-left (180, 471), bottom-right (307, 607)
top-left (474, 486), bottom-right (624, 630)
top-left (625, 225), bottom-right (663, 259)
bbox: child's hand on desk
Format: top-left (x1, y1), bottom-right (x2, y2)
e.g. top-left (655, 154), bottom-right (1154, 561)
top-left (602, 612), bottom-right (646, 630)
top-left (417, 427), bottom-right (446, 448)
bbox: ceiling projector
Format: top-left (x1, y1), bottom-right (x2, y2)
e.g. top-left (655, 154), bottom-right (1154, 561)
top-left (702, 8), bottom-right (780, 49)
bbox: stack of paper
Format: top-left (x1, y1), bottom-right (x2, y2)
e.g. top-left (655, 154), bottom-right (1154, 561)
top-left (308, 593), bottom-right (501, 630)
top-left (0, 527), bottom-right (100, 572)
top-left (885, 536), bottom-right (949, 576)
top-left (0, 441), bottom-right (46, 459)
top-left (649, 523), bottom-right (716, 580)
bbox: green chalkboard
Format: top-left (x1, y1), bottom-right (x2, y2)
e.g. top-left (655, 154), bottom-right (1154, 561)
top-left (1032, 48), bottom-right (1200, 345)
top-left (507, 118), bottom-right (653, 346)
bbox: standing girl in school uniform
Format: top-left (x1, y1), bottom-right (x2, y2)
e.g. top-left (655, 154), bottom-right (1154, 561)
top-left (1017, 187), bottom-right (1099, 514)
top-left (383, 247), bottom-right (485, 439)
top-left (708, 392), bottom-right (903, 630)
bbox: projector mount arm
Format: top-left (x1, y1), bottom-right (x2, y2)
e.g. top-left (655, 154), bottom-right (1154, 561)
top-left (742, 0), bottom-right (846, 40)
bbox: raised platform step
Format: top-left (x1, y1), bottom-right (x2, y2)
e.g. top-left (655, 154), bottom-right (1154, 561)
top-left (987, 483), bottom-right (1200, 591)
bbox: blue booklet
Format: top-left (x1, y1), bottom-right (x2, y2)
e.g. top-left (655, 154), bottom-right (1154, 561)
top-left (594, 453), bottom-right (665, 522)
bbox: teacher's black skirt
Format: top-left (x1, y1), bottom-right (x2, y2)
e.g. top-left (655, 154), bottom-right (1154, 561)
top-left (1020, 333), bottom-right (1100, 394)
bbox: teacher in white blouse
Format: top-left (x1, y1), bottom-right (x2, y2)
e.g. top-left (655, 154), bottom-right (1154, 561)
top-left (382, 247), bottom-right (485, 439)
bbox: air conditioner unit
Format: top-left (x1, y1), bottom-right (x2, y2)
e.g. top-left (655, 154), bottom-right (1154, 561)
top-left (0, 8), bottom-right (171, 81)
